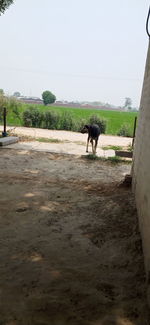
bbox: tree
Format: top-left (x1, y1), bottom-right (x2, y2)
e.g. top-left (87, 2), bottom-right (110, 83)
top-left (0, 95), bottom-right (20, 123)
top-left (0, 0), bottom-right (14, 14)
top-left (13, 91), bottom-right (21, 97)
top-left (0, 89), bottom-right (4, 96)
top-left (42, 90), bottom-right (56, 105)
top-left (124, 97), bottom-right (132, 110)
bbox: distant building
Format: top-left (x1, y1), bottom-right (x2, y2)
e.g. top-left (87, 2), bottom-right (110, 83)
top-left (17, 96), bottom-right (43, 104)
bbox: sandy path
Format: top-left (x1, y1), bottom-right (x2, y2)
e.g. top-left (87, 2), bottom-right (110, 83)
top-left (0, 126), bottom-right (132, 156)
top-left (0, 126), bottom-right (132, 147)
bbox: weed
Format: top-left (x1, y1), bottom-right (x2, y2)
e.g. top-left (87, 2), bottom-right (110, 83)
top-left (102, 145), bottom-right (123, 151)
top-left (88, 115), bottom-right (107, 133)
top-left (82, 154), bottom-right (132, 164)
top-left (127, 144), bottom-right (133, 152)
top-left (117, 124), bottom-right (132, 137)
top-left (37, 138), bottom-right (62, 143)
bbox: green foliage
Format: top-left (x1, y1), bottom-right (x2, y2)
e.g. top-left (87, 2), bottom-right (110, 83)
top-left (102, 145), bottom-right (123, 151)
top-left (6, 102), bottom-right (138, 135)
top-left (127, 144), bottom-right (133, 152)
top-left (22, 107), bottom-right (43, 127)
top-left (30, 108), bottom-right (43, 127)
top-left (88, 115), bottom-right (107, 133)
top-left (0, 0), bottom-right (13, 14)
top-left (75, 119), bottom-right (87, 132)
top-left (0, 95), bottom-right (20, 123)
top-left (22, 109), bottom-right (32, 127)
top-left (43, 111), bottom-right (60, 129)
top-left (59, 111), bottom-right (77, 131)
top-left (37, 138), bottom-right (62, 143)
top-left (7, 97), bottom-right (20, 118)
top-left (83, 155), bottom-right (131, 164)
top-left (117, 124), bottom-right (132, 137)
top-left (107, 156), bottom-right (122, 163)
top-left (0, 89), bottom-right (4, 95)
top-left (84, 154), bottom-right (98, 160)
top-left (42, 90), bottom-right (56, 106)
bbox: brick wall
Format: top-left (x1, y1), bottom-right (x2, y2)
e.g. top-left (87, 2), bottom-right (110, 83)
top-left (132, 41), bottom-right (150, 299)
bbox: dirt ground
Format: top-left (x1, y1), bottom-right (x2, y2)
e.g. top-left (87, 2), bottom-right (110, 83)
top-left (0, 149), bottom-right (149, 325)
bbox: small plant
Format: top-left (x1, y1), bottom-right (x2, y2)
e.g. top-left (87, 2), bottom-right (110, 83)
top-left (84, 154), bottom-right (98, 160)
top-left (37, 137), bottom-right (62, 143)
top-left (43, 111), bottom-right (60, 129)
top-left (22, 109), bottom-right (32, 127)
top-left (59, 111), bottom-right (76, 131)
top-left (88, 115), bottom-right (107, 134)
top-left (7, 96), bottom-right (20, 119)
top-left (127, 144), bottom-right (133, 152)
top-left (102, 145), bottom-right (123, 151)
top-left (82, 155), bottom-right (132, 164)
top-left (0, 95), bottom-right (20, 122)
top-left (117, 124), bottom-right (132, 137)
top-left (22, 107), bottom-right (43, 128)
top-left (75, 119), bottom-right (87, 132)
top-left (107, 156), bottom-right (121, 163)
top-left (30, 108), bottom-right (43, 127)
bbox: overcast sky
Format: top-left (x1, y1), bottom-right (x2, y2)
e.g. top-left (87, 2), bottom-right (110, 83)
top-left (0, 0), bottom-right (149, 106)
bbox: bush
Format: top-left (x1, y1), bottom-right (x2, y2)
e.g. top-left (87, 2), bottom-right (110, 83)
top-left (31, 108), bottom-right (43, 127)
top-left (88, 115), bottom-right (107, 134)
top-left (59, 112), bottom-right (77, 131)
top-left (75, 119), bottom-right (87, 132)
top-left (22, 109), bottom-right (108, 133)
top-left (22, 109), bottom-right (32, 127)
top-left (0, 95), bottom-right (20, 123)
top-left (43, 111), bottom-right (60, 129)
top-left (117, 124), bottom-right (132, 137)
top-left (7, 97), bottom-right (20, 119)
top-left (22, 107), bottom-right (43, 128)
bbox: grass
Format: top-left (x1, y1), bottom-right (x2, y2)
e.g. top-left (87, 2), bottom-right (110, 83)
top-left (11, 134), bottom-right (67, 144)
top-left (127, 144), bottom-right (133, 152)
top-left (83, 154), bottom-right (132, 164)
top-left (101, 145), bottom-right (124, 151)
top-left (37, 137), bottom-right (63, 143)
top-left (5, 103), bottom-right (138, 136)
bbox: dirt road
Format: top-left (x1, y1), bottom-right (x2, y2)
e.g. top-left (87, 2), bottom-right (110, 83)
top-left (0, 126), bottom-right (133, 157)
top-left (0, 126), bottom-right (132, 147)
top-left (0, 149), bottom-right (149, 325)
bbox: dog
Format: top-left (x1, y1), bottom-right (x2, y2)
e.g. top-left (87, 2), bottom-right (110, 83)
top-left (81, 124), bottom-right (101, 154)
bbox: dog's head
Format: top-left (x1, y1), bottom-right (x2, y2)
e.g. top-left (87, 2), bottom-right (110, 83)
top-left (80, 125), bottom-right (90, 134)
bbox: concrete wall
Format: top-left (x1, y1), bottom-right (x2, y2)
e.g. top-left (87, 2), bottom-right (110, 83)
top-left (132, 41), bottom-right (150, 295)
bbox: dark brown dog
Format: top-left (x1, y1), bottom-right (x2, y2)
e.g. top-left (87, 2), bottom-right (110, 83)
top-left (81, 124), bottom-right (101, 154)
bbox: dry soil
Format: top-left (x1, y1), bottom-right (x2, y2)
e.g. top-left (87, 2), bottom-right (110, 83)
top-left (0, 149), bottom-right (149, 325)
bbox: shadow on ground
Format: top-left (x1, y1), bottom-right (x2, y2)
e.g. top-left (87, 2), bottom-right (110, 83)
top-left (0, 149), bottom-right (149, 325)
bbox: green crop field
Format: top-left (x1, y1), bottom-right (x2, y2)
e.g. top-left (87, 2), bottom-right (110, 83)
top-left (6, 103), bottom-right (138, 136)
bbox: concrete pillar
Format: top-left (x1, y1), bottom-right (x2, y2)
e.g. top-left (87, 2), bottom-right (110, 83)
top-left (132, 40), bottom-right (150, 303)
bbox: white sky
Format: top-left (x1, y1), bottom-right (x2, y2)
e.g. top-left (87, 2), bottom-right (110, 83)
top-left (0, 0), bottom-right (149, 106)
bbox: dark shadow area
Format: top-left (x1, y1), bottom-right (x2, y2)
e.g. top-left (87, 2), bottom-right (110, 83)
top-left (0, 149), bottom-right (149, 325)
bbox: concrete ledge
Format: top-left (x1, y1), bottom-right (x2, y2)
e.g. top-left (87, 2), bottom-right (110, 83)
top-left (0, 136), bottom-right (19, 146)
top-left (115, 150), bottom-right (133, 158)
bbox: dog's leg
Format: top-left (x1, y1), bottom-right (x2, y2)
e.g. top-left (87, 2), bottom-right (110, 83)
top-left (90, 139), bottom-right (94, 154)
top-left (86, 135), bottom-right (90, 152)
top-left (95, 139), bottom-right (98, 154)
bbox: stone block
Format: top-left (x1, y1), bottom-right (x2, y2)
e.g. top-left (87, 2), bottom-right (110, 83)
top-left (0, 136), bottom-right (19, 146)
